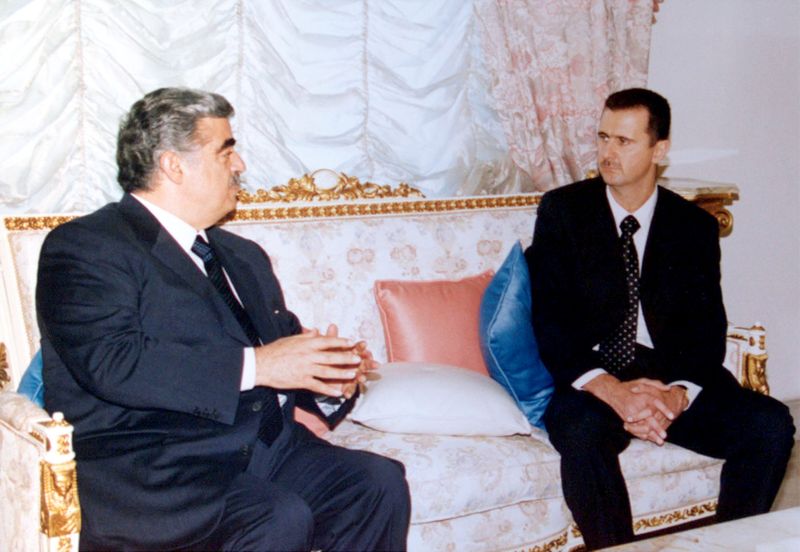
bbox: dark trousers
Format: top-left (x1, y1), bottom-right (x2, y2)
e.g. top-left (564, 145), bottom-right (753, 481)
top-left (544, 371), bottom-right (795, 551)
top-left (196, 421), bottom-right (411, 551)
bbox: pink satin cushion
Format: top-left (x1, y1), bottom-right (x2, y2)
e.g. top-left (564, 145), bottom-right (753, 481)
top-left (374, 271), bottom-right (493, 375)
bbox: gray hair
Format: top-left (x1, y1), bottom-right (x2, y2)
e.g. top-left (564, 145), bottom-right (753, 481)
top-left (116, 87), bottom-right (234, 192)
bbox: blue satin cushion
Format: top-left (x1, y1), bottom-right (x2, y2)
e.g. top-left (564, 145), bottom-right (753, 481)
top-left (17, 349), bottom-right (44, 407)
top-left (479, 242), bottom-right (553, 428)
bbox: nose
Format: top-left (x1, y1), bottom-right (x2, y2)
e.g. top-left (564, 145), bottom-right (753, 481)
top-left (232, 151), bottom-right (246, 173)
top-left (598, 140), bottom-right (616, 163)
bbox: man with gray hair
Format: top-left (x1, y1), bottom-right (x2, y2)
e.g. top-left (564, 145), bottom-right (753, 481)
top-left (37, 87), bottom-right (411, 551)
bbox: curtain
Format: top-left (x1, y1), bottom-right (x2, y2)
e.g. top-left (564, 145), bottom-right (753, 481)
top-left (0, 0), bottom-right (652, 214)
top-left (476, 0), bottom-right (654, 192)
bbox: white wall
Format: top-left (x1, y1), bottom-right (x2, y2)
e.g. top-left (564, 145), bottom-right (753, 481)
top-left (648, 1), bottom-right (800, 401)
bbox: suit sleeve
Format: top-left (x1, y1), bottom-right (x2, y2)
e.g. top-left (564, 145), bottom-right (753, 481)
top-left (37, 223), bottom-right (244, 424)
top-left (526, 194), bottom-right (600, 388)
top-left (242, 241), bottom-right (358, 427)
top-left (658, 214), bottom-right (728, 385)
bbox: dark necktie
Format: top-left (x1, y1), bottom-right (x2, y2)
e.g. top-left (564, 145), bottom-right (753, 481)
top-left (191, 236), bottom-right (261, 346)
top-left (599, 215), bottom-right (641, 374)
top-left (191, 235), bottom-right (282, 444)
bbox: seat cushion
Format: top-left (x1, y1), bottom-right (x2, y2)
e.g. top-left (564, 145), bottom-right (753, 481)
top-left (328, 420), bottom-right (723, 524)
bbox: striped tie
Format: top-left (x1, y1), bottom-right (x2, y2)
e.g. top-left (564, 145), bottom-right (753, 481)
top-left (191, 235), bottom-right (283, 444)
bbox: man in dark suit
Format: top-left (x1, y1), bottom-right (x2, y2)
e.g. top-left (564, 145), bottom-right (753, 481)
top-left (526, 88), bottom-right (794, 550)
top-left (37, 87), bottom-right (410, 551)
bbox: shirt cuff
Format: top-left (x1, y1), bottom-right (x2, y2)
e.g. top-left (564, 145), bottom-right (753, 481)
top-left (670, 380), bottom-right (702, 408)
top-left (573, 368), bottom-right (608, 390)
top-left (240, 347), bottom-right (256, 391)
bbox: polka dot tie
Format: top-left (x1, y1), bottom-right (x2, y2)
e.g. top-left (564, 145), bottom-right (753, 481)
top-left (599, 215), bottom-right (641, 374)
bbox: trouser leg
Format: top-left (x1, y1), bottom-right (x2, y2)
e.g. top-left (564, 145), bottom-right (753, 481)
top-left (272, 423), bottom-right (411, 552)
top-left (202, 471), bottom-right (314, 552)
top-left (544, 389), bottom-right (634, 550)
top-left (666, 376), bottom-right (795, 521)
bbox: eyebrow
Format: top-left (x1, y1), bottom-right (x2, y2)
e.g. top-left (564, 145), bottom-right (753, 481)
top-left (217, 138), bottom-right (236, 153)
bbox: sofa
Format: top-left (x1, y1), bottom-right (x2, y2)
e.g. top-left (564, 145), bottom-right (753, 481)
top-left (0, 174), bottom-right (771, 551)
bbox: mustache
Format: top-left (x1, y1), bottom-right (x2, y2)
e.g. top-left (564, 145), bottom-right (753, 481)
top-left (230, 173), bottom-right (243, 187)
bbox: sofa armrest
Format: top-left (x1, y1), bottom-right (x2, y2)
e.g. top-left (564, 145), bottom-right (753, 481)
top-left (725, 323), bottom-right (769, 395)
top-left (0, 391), bottom-right (80, 552)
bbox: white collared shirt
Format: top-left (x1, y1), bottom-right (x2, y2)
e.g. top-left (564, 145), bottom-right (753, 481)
top-left (573, 186), bottom-right (701, 406)
top-left (131, 194), bottom-right (257, 391)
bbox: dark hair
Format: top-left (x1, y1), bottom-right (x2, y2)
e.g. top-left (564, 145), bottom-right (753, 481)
top-left (116, 88), bottom-right (234, 192)
top-left (604, 88), bottom-right (670, 144)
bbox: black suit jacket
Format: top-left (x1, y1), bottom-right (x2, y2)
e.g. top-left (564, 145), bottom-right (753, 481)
top-left (526, 178), bottom-right (730, 390)
top-left (37, 194), bottom-right (353, 549)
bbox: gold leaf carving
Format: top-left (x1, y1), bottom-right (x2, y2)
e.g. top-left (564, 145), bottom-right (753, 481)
top-left (57, 536), bottom-right (72, 552)
top-left (633, 501), bottom-right (717, 532)
top-left (237, 171), bottom-right (425, 203)
top-left (4, 180), bottom-right (736, 234)
top-left (40, 460), bottom-right (81, 537)
top-left (0, 342), bottom-right (10, 391)
top-left (513, 530), bottom-right (569, 552)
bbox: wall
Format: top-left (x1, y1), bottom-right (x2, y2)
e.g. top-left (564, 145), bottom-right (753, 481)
top-left (648, 1), bottom-right (800, 400)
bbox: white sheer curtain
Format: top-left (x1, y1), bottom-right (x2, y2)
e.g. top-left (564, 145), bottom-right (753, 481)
top-left (0, 0), bottom-right (651, 214)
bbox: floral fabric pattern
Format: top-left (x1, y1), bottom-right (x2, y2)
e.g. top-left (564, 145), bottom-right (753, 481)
top-left (475, 0), bottom-right (654, 191)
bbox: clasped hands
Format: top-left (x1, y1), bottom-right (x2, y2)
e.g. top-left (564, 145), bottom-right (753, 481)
top-left (586, 375), bottom-right (689, 446)
top-left (253, 324), bottom-right (376, 399)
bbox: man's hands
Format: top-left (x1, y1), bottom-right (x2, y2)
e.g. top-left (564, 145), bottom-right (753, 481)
top-left (254, 324), bottom-right (376, 398)
top-left (623, 381), bottom-right (689, 444)
top-left (583, 374), bottom-right (688, 445)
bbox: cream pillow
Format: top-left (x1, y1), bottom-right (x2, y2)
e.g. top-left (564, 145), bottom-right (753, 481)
top-left (350, 362), bottom-right (532, 436)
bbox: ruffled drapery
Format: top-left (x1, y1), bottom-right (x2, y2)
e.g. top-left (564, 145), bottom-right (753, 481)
top-left (0, 1), bottom-right (652, 213)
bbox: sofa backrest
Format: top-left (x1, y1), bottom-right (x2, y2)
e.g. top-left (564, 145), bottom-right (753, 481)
top-left (0, 196), bottom-right (539, 386)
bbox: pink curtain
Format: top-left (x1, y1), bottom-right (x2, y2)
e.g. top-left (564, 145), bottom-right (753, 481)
top-left (476, 0), bottom-right (654, 191)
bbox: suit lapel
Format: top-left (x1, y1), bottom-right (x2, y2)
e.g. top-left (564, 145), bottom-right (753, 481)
top-left (585, 181), bottom-right (627, 312)
top-left (208, 230), bottom-right (281, 345)
top-left (641, 187), bottom-right (670, 298)
top-left (117, 194), bottom-right (252, 346)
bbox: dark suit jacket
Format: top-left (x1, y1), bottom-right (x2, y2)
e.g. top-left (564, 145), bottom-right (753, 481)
top-left (37, 194), bottom-right (353, 549)
top-left (525, 177), bottom-right (730, 390)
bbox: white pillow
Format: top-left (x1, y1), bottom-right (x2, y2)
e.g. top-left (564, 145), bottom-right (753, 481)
top-left (350, 362), bottom-right (532, 436)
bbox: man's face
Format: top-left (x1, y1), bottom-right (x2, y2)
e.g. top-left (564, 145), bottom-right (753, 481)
top-left (596, 107), bottom-right (669, 194)
top-left (179, 117), bottom-right (246, 227)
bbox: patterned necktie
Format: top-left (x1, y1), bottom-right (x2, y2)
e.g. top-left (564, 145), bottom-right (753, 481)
top-left (599, 215), bottom-right (641, 374)
top-left (191, 235), bottom-right (283, 445)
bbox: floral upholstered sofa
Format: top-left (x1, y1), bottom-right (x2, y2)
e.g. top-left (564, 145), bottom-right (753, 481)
top-left (0, 175), bottom-right (770, 551)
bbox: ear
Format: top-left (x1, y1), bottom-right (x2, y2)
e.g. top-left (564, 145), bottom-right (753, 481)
top-left (157, 150), bottom-right (185, 184)
top-left (653, 138), bottom-right (671, 164)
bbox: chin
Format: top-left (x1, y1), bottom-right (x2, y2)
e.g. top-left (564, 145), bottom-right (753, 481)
top-left (599, 170), bottom-right (619, 185)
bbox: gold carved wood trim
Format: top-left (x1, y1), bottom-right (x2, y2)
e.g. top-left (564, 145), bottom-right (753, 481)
top-left (513, 501), bottom-right (718, 551)
top-left (728, 324), bottom-right (770, 395)
top-left (513, 529), bottom-right (569, 552)
top-left (40, 459), bottom-right (81, 538)
top-left (3, 175), bottom-right (736, 233)
top-left (0, 342), bottom-right (10, 391)
top-left (236, 171), bottom-right (425, 203)
top-left (633, 501), bottom-right (717, 534)
top-left (232, 194), bottom-right (539, 222)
